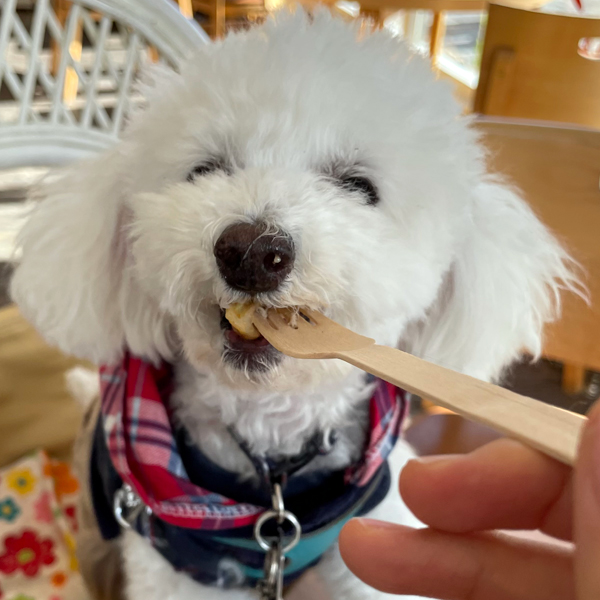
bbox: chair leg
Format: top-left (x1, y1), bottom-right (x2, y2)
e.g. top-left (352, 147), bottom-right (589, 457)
top-left (178, 0), bottom-right (194, 18)
top-left (214, 0), bottom-right (226, 38)
top-left (562, 363), bottom-right (586, 395)
top-left (429, 11), bottom-right (446, 66)
top-left (51, 0), bottom-right (80, 104)
top-left (51, 0), bottom-right (70, 76)
top-left (64, 23), bottom-right (82, 104)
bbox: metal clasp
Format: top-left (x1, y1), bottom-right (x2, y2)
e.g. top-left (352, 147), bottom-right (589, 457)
top-left (113, 483), bottom-right (152, 529)
top-left (257, 539), bottom-right (285, 600)
top-left (255, 483), bottom-right (302, 600)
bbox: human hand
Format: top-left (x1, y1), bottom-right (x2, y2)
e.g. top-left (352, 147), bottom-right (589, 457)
top-left (339, 401), bottom-right (600, 600)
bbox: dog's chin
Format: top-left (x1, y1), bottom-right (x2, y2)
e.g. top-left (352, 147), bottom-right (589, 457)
top-left (219, 308), bottom-right (282, 375)
top-left (181, 336), bottom-right (351, 394)
top-left (179, 311), bottom-right (284, 388)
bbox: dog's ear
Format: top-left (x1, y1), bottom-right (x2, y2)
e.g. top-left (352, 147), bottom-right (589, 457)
top-left (10, 148), bottom-right (170, 364)
top-left (403, 180), bottom-right (581, 382)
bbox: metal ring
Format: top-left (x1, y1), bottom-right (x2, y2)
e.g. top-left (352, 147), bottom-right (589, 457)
top-left (254, 509), bottom-right (302, 553)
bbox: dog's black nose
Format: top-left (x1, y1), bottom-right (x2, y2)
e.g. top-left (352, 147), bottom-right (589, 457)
top-left (214, 222), bottom-right (295, 293)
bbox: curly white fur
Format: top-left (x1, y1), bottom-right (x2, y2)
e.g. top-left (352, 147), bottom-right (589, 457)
top-left (11, 10), bottom-right (578, 600)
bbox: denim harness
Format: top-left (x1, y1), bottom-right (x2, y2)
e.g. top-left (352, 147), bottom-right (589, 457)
top-left (91, 354), bottom-right (405, 590)
top-left (90, 417), bottom-right (392, 588)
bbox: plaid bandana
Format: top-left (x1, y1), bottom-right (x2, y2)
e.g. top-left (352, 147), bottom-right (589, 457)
top-left (99, 353), bottom-right (407, 531)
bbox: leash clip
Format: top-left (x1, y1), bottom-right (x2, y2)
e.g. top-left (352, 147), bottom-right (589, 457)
top-left (255, 483), bottom-right (301, 600)
top-left (257, 539), bottom-right (285, 600)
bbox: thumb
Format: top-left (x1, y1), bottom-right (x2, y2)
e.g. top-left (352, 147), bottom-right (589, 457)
top-left (574, 399), bottom-right (600, 600)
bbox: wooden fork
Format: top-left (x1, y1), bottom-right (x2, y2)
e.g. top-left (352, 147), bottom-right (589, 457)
top-left (253, 308), bottom-right (587, 466)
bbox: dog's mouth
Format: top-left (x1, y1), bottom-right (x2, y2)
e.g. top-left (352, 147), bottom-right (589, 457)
top-left (220, 304), bottom-right (281, 372)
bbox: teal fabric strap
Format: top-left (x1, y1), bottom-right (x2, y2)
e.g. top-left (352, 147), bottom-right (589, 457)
top-left (213, 467), bottom-right (385, 580)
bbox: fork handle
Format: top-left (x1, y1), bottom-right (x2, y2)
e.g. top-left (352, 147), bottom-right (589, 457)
top-left (338, 344), bottom-right (586, 466)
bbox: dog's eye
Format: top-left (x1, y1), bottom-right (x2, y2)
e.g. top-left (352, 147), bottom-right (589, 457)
top-left (340, 176), bottom-right (379, 206)
top-left (187, 160), bottom-right (226, 182)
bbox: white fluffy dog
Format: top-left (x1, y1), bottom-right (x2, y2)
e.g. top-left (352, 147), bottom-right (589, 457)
top-left (12, 11), bottom-right (576, 600)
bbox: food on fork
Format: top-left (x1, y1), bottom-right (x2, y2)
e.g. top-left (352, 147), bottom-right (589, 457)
top-left (225, 303), bottom-right (260, 340)
top-left (225, 304), bottom-right (303, 340)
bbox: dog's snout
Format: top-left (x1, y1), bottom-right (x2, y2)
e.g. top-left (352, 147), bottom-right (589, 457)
top-left (214, 222), bottom-right (295, 293)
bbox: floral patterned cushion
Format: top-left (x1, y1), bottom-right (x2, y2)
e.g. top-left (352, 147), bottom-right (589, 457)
top-left (0, 451), bottom-right (88, 600)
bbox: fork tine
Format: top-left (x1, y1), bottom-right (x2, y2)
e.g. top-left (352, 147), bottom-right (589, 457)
top-left (266, 308), bottom-right (302, 330)
top-left (265, 309), bottom-right (285, 330)
top-left (252, 306), bottom-right (376, 359)
top-left (265, 308), bottom-right (306, 329)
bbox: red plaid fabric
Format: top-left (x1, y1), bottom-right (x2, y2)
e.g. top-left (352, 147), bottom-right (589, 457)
top-left (348, 380), bottom-right (408, 486)
top-left (100, 353), bottom-right (406, 530)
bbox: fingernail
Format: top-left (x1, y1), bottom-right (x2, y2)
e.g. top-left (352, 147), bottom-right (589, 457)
top-left (407, 454), bottom-right (460, 468)
top-left (352, 517), bottom-right (398, 532)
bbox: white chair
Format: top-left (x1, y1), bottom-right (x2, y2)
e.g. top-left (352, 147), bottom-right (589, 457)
top-left (0, 0), bottom-right (209, 169)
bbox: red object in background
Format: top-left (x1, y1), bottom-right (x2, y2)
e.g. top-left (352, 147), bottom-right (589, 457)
top-left (573, 0), bottom-right (582, 9)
